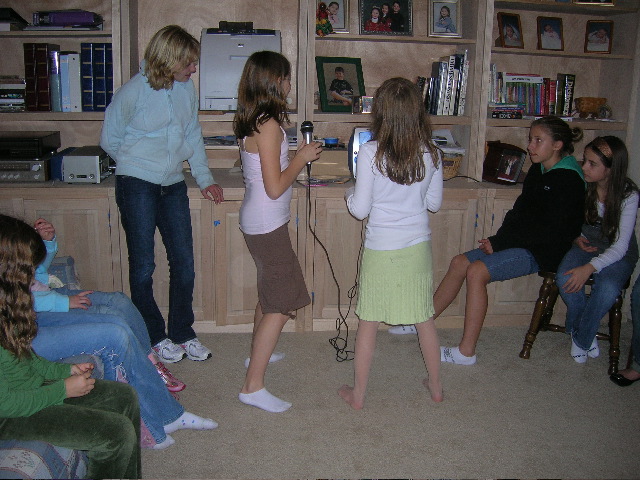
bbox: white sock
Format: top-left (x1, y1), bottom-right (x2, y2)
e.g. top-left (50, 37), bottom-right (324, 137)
top-left (440, 346), bottom-right (476, 365)
top-left (238, 388), bottom-right (292, 413)
top-left (164, 412), bottom-right (218, 434)
top-left (244, 352), bottom-right (285, 369)
top-left (152, 434), bottom-right (175, 450)
top-left (571, 338), bottom-right (588, 364)
top-left (587, 337), bottom-right (599, 358)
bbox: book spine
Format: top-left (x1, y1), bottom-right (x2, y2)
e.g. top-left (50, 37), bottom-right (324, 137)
top-left (80, 42), bottom-right (94, 111)
top-left (92, 42), bottom-right (107, 111)
top-left (442, 55), bottom-right (456, 115)
top-left (449, 54), bottom-right (462, 115)
top-left (563, 74), bottom-right (576, 116)
top-left (457, 52), bottom-right (470, 115)
top-left (35, 43), bottom-right (60, 111)
top-left (23, 43), bottom-right (37, 111)
top-left (436, 61), bottom-right (447, 116)
top-left (49, 49), bottom-right (62, 112)
top-left (60, 52), bottom-right (71, 112)
top-left (548, 79), bottom-right (557, 116)
top-left (68, 53), bottom-right (82, 112)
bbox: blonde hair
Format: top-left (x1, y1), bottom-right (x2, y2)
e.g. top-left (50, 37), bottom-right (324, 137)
top-left (0, 215), bottom-right (46, 359)
top-left (370, 77), bottom-right (439, 185)
top-left (143, 25), bottom-right (200, 90)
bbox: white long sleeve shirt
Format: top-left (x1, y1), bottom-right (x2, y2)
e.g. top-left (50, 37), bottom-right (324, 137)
top-left (345, 141), bottom-right (443, 251)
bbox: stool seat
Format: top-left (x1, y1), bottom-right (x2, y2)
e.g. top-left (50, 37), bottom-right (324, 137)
top-left (519, 271), bottom-right (629, 374)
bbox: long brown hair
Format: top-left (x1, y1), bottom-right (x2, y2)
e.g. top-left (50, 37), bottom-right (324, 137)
top-left (143, 25), bottom-right (200, 91)
top-left (233, 51), bottom-right (291, 139)
top-left (0, 215), bottom-right (46, 359)
top-left (369, 77), bottom-right (439, 185)
top-left (584, 136), bottom-right (638, 242)
top-left (530, 115), bottom-right (583, 157)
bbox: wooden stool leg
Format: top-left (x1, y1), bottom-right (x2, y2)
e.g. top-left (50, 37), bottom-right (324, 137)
top-left (607, 293), bottom-right (623, 375)
top-left (520, 276), bottom-right (557, 359)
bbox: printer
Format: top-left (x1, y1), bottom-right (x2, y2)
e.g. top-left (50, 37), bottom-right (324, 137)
top-left (199, 28), bottom-right (281, 111)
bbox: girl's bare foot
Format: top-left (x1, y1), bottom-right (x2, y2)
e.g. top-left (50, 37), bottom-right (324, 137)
top-left (338, 385), bottom-right (364, 410)
top-left (423, 377), bottom-right (444, 403)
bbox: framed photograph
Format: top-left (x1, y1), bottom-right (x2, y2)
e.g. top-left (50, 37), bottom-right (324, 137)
top-left (497, 12), bottom-right (524, 48)
top-left (315, 56), bottom-right (366, 112)
top-left (482, 141), bottom-right (527, 185)
top-left (359, 0), bottom-right (412, 36)
top-left (429, 0), bottom-right (461, 38)
top-left (585, 20), bottom-right (613, 53)
top-left (496, 150), bottom-right (525, 183)
top-left (321, 0), bottom-right (349, 33)
top-left (537, 16), bottom-right (564, 51)
top-left (573, 0), bottom-right (614, 5)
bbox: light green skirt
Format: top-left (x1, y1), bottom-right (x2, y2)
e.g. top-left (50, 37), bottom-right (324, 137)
top-left (355, 241), bottom-right (434, 325)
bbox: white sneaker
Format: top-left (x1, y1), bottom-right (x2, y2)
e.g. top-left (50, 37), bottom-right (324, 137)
top-left (587, 337), bottom-right (600, 358)
top-left (388, 325), bottom-right (417, 335)
top-left (152, 338), bottom-right (186, 364)
top-left (179, 337), bottom-right (212, 361)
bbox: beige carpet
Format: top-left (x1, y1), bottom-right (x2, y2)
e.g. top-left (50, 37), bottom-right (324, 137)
top-left (141, 325), bottom-right (640, 479)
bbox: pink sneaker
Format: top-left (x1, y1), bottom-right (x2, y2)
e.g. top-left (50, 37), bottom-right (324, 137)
top-left (154, 361), bottom-right (186, 392)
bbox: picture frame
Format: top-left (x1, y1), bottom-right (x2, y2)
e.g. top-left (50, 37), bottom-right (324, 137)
top-left (482, 141), bottom-right (527, 185)
top-left (585, 20), bottom-right (613, 53)
top-left (315, 56), bottom-right (366, 112)
top-left (429, 0), bottom-right (461, 38)
top-left (359, 0), bottom-right (412, 36)
top-left (497, 12), bottom-right (524, 48)
top-left (573, 0), bottom-right (614, 5)
top-left (321, 0), bottom-right (349, 33)
top-left (537, 16), bottom-right (564, 51)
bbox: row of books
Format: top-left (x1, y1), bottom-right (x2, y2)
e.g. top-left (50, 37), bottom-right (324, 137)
top-left (417, 50), bottom-right (469, 117)
top-left (0, 75), bottom-right (26, 112)
top-left (488, 65), bottom-right (576, 118)
top-left (23, 42), bottom-right (113, 112)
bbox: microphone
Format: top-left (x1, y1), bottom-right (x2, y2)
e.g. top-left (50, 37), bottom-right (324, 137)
top-left (300, 121), bottom-right (314, 145)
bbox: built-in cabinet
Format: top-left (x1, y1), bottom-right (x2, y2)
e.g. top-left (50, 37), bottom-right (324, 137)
top-left (1, 0), bottom-right (639, 330)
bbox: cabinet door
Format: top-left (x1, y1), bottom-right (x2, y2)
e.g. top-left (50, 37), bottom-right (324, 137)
top-left (22, 197), bottom-right (117, 292)
top-left (308, 196), bottom-right (365, 326)
top-left (482, 192), bottom-right (544, 321)
top-left (213, 199), bottom-right (301, 328)
top-left (117, 196), bottom-right (214, 325)
top-left (429, 188), bottom-right (486, 321)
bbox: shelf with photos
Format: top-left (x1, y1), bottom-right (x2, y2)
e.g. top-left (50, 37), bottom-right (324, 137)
top-left (494, 0), bottom-right (638, 15)
top-left (491, 46), bottom-right (632, 60)
top-left (315, 33), bottom-right (476, 46)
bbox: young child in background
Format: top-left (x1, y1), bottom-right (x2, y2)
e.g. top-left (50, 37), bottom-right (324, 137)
top-left (395, 116), bottom-right (585, 366)
top-left (101, 25), bottom-right (224, 364)
top-left (435, 5), bottom-right (456, 33)
top-left (339, 77), bottom-right (444, 409)
top-left (0, 215), bottom-right (141, 479)
top-left (32, 217), bottom-right (184, 392)
top-left (232, 50), bottom-right (322, 413)
top-left (556, 136), bottom-right (638, 363)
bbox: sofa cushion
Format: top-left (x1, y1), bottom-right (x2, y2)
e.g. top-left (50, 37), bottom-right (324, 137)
top-left (0, 440), bottom-right (87, 479)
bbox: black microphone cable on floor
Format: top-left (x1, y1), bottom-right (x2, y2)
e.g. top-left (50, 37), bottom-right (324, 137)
top-left (304, 165), bottom-right (361, 362)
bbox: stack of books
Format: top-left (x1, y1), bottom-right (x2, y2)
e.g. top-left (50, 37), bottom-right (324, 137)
top-left (22, 42), bottom-right (112, 112)
top-left (0, 75), bottom-right (26, 112)
top-left (489, 65), bottom-right (576, 118)
top-left (417, 49), bottom-right (469, 116)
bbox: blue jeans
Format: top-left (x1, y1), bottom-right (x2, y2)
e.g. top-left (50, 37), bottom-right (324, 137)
top-left (32, 320), bottom-right (183, 444)
top-left (37, 289), bottom-right (152, 355)
top-left (629, 276), bottom-right (640, 373)
top-left (557, 246), bottom-right (635, 350)
top-left (115, 175), bottom-right (197, 346)
top-left (464, 247), bottom-right (539, 282)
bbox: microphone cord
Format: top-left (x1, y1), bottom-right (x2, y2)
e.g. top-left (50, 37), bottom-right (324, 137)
top-left (305, 173), bottom-right (359, 362)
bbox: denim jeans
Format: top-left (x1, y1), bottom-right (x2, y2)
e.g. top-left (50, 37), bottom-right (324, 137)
top-left (629, 276), bottom-right (640, 373)
top-left (464, 247), bottom-right (539, 282)
top-left (31, 320), bottom-right (183, 444)
top-left (557, 245), bottom-right (635, 350)
top-left (115, 175), bottom-right (197, 346)
top-left (37, 289), bottom-right (152, 355)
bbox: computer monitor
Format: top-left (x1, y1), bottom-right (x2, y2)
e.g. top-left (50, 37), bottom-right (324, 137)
top-left (347, 127), bottom-right (372, 179)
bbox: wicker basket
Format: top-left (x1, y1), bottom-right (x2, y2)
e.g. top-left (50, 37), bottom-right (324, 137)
top-left (442, 153), bottom-right (463, 180)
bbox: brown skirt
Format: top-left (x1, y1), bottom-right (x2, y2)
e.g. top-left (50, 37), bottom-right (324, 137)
top-left (243, 223), bottom-right (310, 317)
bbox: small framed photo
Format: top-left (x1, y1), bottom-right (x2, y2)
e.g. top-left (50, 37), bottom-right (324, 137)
top-left (359, 0), bottom-right (412, 36)
top-left (537, 16), bottom-right (564, 51)
top-left (573, 0), bottom-right (614, 5)
top-left (496, 151), bottom-right (525, 183)
top-left (315, 56), bottom-right (366, 112)
top-left (497, 12), bottom-right (524, 48)
top-left (429, 0), bottom-right (461, 38)
top-left (585, 20), bottom-right (613, 53)
top-left (323, 0), bottom-right (349, 33)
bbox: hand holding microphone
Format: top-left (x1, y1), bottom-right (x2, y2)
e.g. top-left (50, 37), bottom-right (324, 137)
top-left (299, 121), bottom-right (322, 168)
